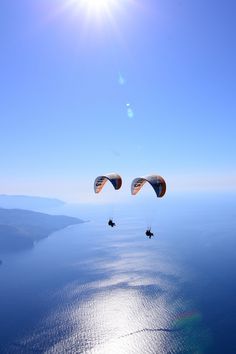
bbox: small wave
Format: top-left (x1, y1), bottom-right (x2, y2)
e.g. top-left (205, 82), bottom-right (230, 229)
top-left (118, 327), bottom-right (181, 339)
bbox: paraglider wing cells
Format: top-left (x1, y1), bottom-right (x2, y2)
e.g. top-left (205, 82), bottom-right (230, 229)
top-left (131, 178), bottom-right (147, 195)
top-left (94, 176), bottom-right (107, 194)
top-left (94, 173), bottom-right (122, 193)
top-left (131, 175), bottom-right (166, 198)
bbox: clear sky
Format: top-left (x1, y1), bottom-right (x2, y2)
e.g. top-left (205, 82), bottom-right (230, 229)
top-left (0, 0), bottom-right (235, 202)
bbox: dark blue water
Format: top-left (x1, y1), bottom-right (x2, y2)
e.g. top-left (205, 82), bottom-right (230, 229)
top-left (0, 193), bottom-right (235, 353)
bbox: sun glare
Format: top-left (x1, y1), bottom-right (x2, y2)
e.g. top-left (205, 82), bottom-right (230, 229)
top-left (82, 0), bottom-right (115, 12)
top-left (58, 0), bottom-right (137, 34)
top-left (72, 0), bottom-right (118, 18)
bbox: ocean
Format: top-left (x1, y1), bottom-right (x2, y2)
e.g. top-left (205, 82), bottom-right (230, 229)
top-left (0, 193), bottom-right (235, 353)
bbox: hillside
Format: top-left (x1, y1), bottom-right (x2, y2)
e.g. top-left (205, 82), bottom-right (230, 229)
top-left (0, 208), bottom-right (83, 252)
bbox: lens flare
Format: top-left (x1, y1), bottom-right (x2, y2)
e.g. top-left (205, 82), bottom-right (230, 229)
top-left (126, 103), bottom-right (134, 118)
top-left (118, 73), bottom-right (125, 85)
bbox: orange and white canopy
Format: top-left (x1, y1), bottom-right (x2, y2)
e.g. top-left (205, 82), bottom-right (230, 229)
top-left (94, 173), bottom-right (122, 194)
top-left (131, 175), bottom-right (166, 198)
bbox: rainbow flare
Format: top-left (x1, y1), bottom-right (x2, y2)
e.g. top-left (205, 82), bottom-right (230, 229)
top-left (173, 311), bottom-right (202, 330)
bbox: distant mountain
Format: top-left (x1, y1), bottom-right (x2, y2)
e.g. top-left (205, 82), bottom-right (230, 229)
top-left (0, 195), bottom-right (65, 212)
top-left (0, 208), bottom-right (83, 253)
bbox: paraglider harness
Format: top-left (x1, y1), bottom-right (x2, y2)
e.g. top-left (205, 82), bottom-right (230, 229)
top-left (108, 219), bottom-right (116, 227)
top-left (146, 229), bottom-right (154, 239)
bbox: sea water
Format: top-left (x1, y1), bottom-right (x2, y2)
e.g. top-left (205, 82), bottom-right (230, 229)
top-left (0, 193), bottom-right (235, 353)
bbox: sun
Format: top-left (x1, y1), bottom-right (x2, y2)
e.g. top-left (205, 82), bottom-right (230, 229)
top-left (81, 0), bottom-right (116, 13)
top-left (57, 0), bottom-right (133, 36)
top-left (50, 0), bottom-right (137, 31)
top-left (71, 0), bottom-right (118, 19)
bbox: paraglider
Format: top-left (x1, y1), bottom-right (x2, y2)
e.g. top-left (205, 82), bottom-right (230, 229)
top-left (94, 173), bottom-right (166, 237)
top-left (131, 174), bottom-right (166, 239)
top-left (94, 173), bottom-right (122, 227)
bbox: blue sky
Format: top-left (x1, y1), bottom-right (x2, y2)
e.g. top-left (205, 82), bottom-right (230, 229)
top-left (0, 0), bottom-right (235, 202)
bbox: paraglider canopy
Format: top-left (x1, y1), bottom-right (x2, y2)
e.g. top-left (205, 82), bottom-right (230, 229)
top-left (94, 173), bottom-right (122, 194)
top-left (131, 175), bottom-right (166, 198)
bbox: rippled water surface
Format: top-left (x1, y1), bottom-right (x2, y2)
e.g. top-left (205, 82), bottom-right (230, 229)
top-left (0, 194), bottom-right (236, 353)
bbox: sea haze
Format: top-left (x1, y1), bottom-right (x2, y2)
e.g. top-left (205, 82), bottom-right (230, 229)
top-left (0, 193), bottom-right (235, 353)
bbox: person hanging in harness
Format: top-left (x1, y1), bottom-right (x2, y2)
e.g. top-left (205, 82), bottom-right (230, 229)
top-left (145, 228), bottom-right (154, 239)
top-left (108, 219), bottom-right (116, 227)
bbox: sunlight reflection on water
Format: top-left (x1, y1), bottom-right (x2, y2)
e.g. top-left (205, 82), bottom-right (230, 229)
top-left (4, 218), bottom-right (210, 354)
top-left (44, 281), bottom-right (183, 353)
